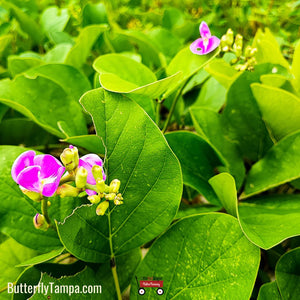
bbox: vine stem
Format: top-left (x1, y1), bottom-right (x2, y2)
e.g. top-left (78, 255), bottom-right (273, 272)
top-left (111, 257), bottom-right (122, 300)
top-left (41, 197), bottom-right (51, 225)
top-left (162, 81), bottom-right (188, 133)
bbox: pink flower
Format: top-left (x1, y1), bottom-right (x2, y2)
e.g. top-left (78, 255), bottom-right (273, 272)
top-left (190, 21), bottom-right (220, 55)
top-left (11, 150), bottom-right (65, 197)
top-left (78, 154), bottom-right (106, 196)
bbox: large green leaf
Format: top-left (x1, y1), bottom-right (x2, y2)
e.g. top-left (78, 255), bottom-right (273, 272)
top-left (65, 24), bottom-right (108, 68)
top-left (165, 131), bottom-right (223, 205)
top-left (276, 247), bottom-right (300, 300)
top-left (243, 130), bottom-right (300, 198)
top-left (165, 46), bottom-right (219, 97)
top-left (253, 28), bottom-right (290, 69)
top-left (0, 75), bottom-right (87, 137)
top-left (251, 83), bottom-right (300, 140)
top-left (8, 56), bottom-right (44, 77)
top-left (210, 172), bottom-right (300, 249)
top-left (257, 282), bottom-right (282, 300)
top-left (40, 6), bottom-right (69, 37)
top-left (190, 107), bottom-right (245, 189)
top-left (130, 213), bottom-right (260, 299)
top-left (93, 53), bottom-right (181, 100)
top-left (82, 2), bottom-right (108, 26)
top-left (239, 195), bottom-right (300, 250)
top-left (0, 146), bottom-right (81, 252)
top-left (24, 64), bottom-right (91, 102)
top-left (0, 238), bottom-right (37, 298)
top-left (57, 89), bottom-right (182, 262)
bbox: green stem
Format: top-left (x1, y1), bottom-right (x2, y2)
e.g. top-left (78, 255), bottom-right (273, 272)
top-left (59, 173), bottom-right (75, 185)
top-left (41, 197), bottom-right (51, 225)
top-left (162, 82), bottom-right (187, 133)
top-left (155, 101), bottom-right (161, 126)
top-left (111, 257), bottom-right (122, 300)
top-left (85, 183), bottom-right (98, 192)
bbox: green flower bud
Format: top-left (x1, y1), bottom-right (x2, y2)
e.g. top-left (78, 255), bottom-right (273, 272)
top-left (96, 179), bottom-right (106, 193)
top-left (105, 193), bottom-right (116, 201)
top-left (88, 194), bottom-right (101, 204)
top-left (92, 165), bottom-right (103, 181)
top-left (226, 28), bottom-right (234, 46)
top-left (96, 201), bottom-right (109, 216)
top-left (56, 184), bottom-right (80, 198)
top-left (23, 190), bottom-right (42, 202)
top-left (33, 214), bottom-right (48, 231)
top-left (244, 45), bottom-right (252, 58)
top-left (75, 167), bottom-right (88, 188)
top-left (109, 179), bottom-right (121, 194)
top-left (114, 193), bottom-right (124, 206)
top-left (60, 146), bottom-right (79, 171)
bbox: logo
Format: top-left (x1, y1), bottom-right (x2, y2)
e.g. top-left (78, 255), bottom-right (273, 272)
top-left (135, 276), bottom-right (164, 296)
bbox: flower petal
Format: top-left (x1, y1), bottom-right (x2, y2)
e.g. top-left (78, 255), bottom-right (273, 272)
top-left (200, 21), bottom-right (211, 39)
top-left (78, 159), bottom-right (96, 185)
top-left (205, 36), bottom-right (220, 54)
top-left (42, 166), bottom-right (65, 197)
top-left (86, 189), bottom-right (97, 196)
top-left (11, 150), bottom-right (35, 182)
top-left (80, 154), bottom-right (103, 167)
top-left (17, 166), bottom-right (41, 193)
top-left (190, 38), bottom-right (206, 55)
top-left (34, 154), bottom-right (64, 179)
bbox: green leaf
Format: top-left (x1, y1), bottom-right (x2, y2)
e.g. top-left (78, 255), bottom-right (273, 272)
top-left (24, 64), bottom-right (91, 102)
top-left (205, 58), bottom-right (239, 88)
top-left (191, 76), bottom-right (226, 111)
top-left (82, 2), bottom-right (108, 26)
top-left (210, 173), bottom-right (300, 250)
top-left (94, 53), bottom-right (181, 100)
top-left (165, 46), bottom-right (219, 97)
top-left (0, 239), bottom-right (37, 295)
top-left (190, 107), bottom-right (245, 188)
top-left (57, 89), bottom-right (182, 262)
top-left (43, 44), bottom-right (73, 63)
top-left (239, 195), bottom-right (300, 249)
top-left (62, 135), bottom-right (105, 155)
top-left (253, 28), bottom-right (289, 69)
top-left (0, 75), bottom-right (87, 137)
top-left (292, 41), bottom-right (300, 93)
top-left (130, 213), bottom-right (260, 299)
top-left (251, 83), bottom-right (300, 140)
top-left (8, 56), bottom-right (44, 77)
top-left (243, 130), bottom-right (300, 198)
top-left (3, 1), bottom-right (44, 44)
top-left (175, 203), bottom-right (221, 219)
top-left (257, 282), bottom-right (282, 300)
top-left (276, 247), bottom-right (300, 300)
top-left (165, 131), bottom-right (223, 205)
top-left (209, 173), bottom-right (237, 217)
top-left (0, 146), bottom-right (81, 252)
top-left (0, 34), bottom-right (12, 57)
top-left (65, 24), bottom-right (108, 68)
top-left (222, 64), bottom-right (280, 161)
top-left (17, 247), bottom-right (64, 267)
top-left (40, 6), bottom-right (69, 37)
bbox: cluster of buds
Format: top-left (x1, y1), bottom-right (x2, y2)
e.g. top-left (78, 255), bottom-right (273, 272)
top-left (220, 28), bottom-right (257, 71)
top-left (57, 145), bottom-right (124, 216)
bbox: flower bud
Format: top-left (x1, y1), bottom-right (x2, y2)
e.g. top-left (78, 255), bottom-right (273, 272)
top-left (75, 167), bottom-right (88, 188)
top-left (244, 45), bottom-right (252, 58)
top-left (56, 184), bottom-right (80, 198)
top-left (109, 179), bottom-right (120, 194)
top-left (33, 214), bottom-right (48, 230)
top-left (96, 201), bottom-right (109, 216)
top-left (23, 190), bottom-right (42, 202)
top-left (114, 193), bottom-right (124, 205)
top-left (226, 28), bottom-right (234, 46)
top-left (96, 179), bottom-right (106, 194)
top-left (105, 193), bottom-right (116, 201)
top-left (92, 165), bottom-right (103, 181)
top-left (60, 146), bottom-right (79, 171)
top-left (88, 194), bottom-right (101, 204)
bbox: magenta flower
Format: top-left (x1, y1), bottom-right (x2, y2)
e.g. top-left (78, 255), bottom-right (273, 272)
top-left (11, 150), bottom-right (65, 197)
top-left (190, 21), bottom-right (220, 55)
top-left (79, 154), bottom-right (106, 196)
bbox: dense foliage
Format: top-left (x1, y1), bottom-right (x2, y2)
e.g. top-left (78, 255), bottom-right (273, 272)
top-left (0, 0), bottom-right (300, 299)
